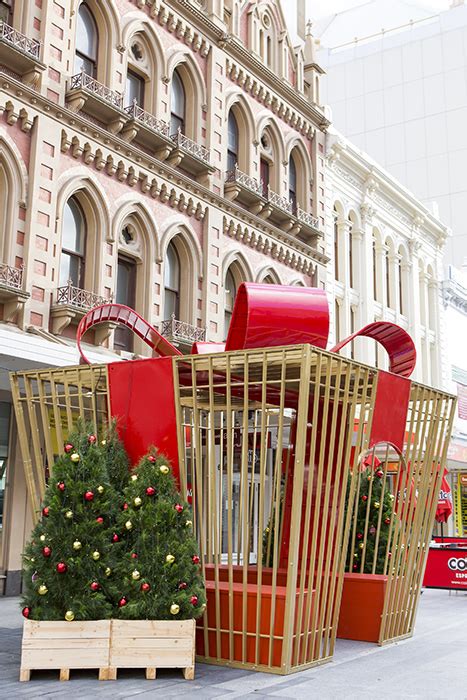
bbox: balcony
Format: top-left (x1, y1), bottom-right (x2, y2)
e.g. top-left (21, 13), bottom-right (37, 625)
top-left (0, 21), bottom-right (45, 85)
top-left (296, 207), bottom-right (321, 239)
top-left (260, 186), bottom-right (295, 228)
top-left (166, 129), bottom-right (215, 180)
top-left (0, 263), bottom-right (29, 322)
top-left (51, 281), bottom-right (108, 334)
top-left (224, 167), bottom-right (265, 213)
top-left (121, 102), bottom-right (173, 160)
top-left (160, 316), bottom-right (206, 353)
top-left (66, 73), bottom-right (127, 134)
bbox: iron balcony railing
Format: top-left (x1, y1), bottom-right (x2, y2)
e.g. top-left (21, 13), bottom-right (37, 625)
top-left (55, 281), bottom-right (108, 311)
top-left (267, 186), bottom-right (293, 215)
top-left (0, 262), bottom-right (23, 290)
top-left (0, 20), bottom-right (41, 60)
top-left (297, 207), bottom-right (320, 230)
top-left (125, 100), bottom-right (170, 137)
top-left (171, 128), bottom-right (210, 165)
top-left (160, 315), bottom-right (206, 344)
top-left (225, 166), bottom-right (263, 196)
top-left (69, 72), bottom-right (124, 109)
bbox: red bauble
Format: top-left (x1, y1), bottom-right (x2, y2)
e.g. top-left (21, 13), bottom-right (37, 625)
top-left (376, 470), bottom-right (384, 478)
top-left (361, 495), bottom-right (368, 502)
top-left (56, 562), bottom-right (67, 574)
top-left (118, 597), bottom-right (127, 608)
top-left (192, 555), bottom-right (200, 564)
top-left (131, 552), bottom-right (138, 559)
top-left (190, 595), bottom-right (198, 605)
top-left (96, 516), bottom-right (104, 524)
top-left (22, 606), bottom-right (31, 619)
top-left (90, 581), bottom-right (100, 591)
top-left (178, 581), bottom-right (187, 590)
top-left (356, 533), bottom-right (363, 540)
top-left (57, 481), bottom-right (65, 492)
top-left (148, 455), bottom-right (156, 463)
top-left (84, 490), bottom-right (94, 502)
top-left (146, 487), bottom-right (155, 497)
top-left (42, 546), bottom-right (52, 558)
top-left (123, 502), bottom-right (129, 510)
top-left (112, 533), bottom-right (119, 543)
top-left (353, 564), bottom-right (358, 571)
top-left (88, 434), bottom-right (97, 444)
top-left (141, 582), bottom-right (151, 592)
top-left (175, 504), bottom-right (183, 513)
top-left (388, 552), bottom-right (392, 559)
top-left (42, 506), bottom-right (49, 517)
top-left (64, 443), bottom-right (73, 453)
top-left (384, 518), bottom-right (391, 525)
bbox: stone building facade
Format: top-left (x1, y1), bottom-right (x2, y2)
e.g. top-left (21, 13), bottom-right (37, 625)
top-left (0, 0), bottom-right (327, 593)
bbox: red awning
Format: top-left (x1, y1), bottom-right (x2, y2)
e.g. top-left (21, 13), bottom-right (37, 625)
top-left (436, 469), bottom-right (453, 523)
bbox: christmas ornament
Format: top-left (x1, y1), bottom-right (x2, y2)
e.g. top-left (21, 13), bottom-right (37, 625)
top-left (146, 487), bottom-right (155, 497)
top-left (125, 520), bottom-right (133, 530)
top-left (88, 434), bottom-right (97, 444)
top-left (101, 439), bottom-right (107, 446)
top-left (105, 567), bottom-right (112, 577)
top-left (131, 552), bottom-right (138, 559)
top-left (42, 506), bottom-right (49, 517)
top-left (73, 540), bottom-right (82, 550)
top-left (384, 517), bottom-right (391, 525)
top-left (64, 443), bottom-right (73, 453)
top-left (97, 485), bottom-right (104, 494)
top-left (57, 481), bottom-right (65, 491)
top-left (42, 546), bottom-right (52, 558)
top-left (123, 502), bottom-right (129, 510)
top-left (96, 516), bottom-right (104, 524)
top-left (30, 558), bottom-right (35, 563)
top-left (141, 582), bottom-right (150, 592)
top-left (175, 504), bottom-right (183, 513)
top-left (353, 564), bottom-right (358, 571)
top-left (90, 581), bottom-right (100, 591)
top-left (118, 597), bottom-right (127, 608)
top-left (112, 533), bottom-right (120, 543)
top-left (170, 603), bottom-right (180, 615)
top-left (65, 510), bottom-right (73, 519)
top-left (38, 584), bottom-right (48, 595)
top-left (92, 551), bottom-right (100, 560)
top-left (84, 490), bottom-right (94, 502)
top-left (192, 555), bottom-right (200, 564)
top-left (389, 494), bottom-right (395, 501)
top-left (185, 520), bottom-right (193, 528)
top-left (376, 470), bottom-right (384, 478)
top-left (353, 553), bottom-right (358, 558)
top-left (388, 552), bottom-right (392, 558)
top-left (134, 496), bottom-right (142, 507)
top-left (39, 534), bottom-right (46, 542)
top-left (190, 595), bottom-right (198, 605)
top-left (199, 603), bottom-right (207, 614)
top-left (373, 501), bottom-right (380, 509)
top-left (160, 465), bottom-right (169, 475)
top-left (56, 562), bottom-right (68, 574)
top-left (131, 474), bottom-right (138, 482)
top-left (32, 571), bottom-right (38, 582)
top-left (131, 570), bottom-right (141, 581)
top-left (148, 455), bottom-right (156, 463)
top-left (358, 542), bottom-right (364, 550)
top-left (178, 581), bottom-right (187, 590)
top-left (22, 606), bottom-right (31, 619)
top-left (64, 610), bottom-right (75, 621)
top-left (369, 526), bottom-right (376, 535)
top-left (70, 453), bottom-right (80, 463)
top-left (361, 495), bottom-right (368, 502)
top-left (166, 554), bottom-right (175, 564)
top-left (356, 533), bottom-right (363, 540)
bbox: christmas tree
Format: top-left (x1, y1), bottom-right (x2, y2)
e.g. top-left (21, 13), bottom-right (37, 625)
top-left (21, 423), bottom-right (118, 622)
top-left (346, 461), bottom-right (395, 574)
top-left (112, 450), bottom-right (206, 620)
top-left (103, 420), bottom-right (130, 494)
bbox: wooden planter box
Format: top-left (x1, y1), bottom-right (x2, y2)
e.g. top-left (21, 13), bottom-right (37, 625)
top-left (20, 620), bottom-right (111, 681)
top-left (337, 573), bottom-right (388, 643)
top-left (20, 618), bottom-right (196, 681)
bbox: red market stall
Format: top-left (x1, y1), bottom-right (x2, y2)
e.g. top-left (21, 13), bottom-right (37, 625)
top-left (423, 537), bottom-right (467, 590)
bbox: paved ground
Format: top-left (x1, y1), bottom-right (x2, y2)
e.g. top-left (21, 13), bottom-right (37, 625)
top-left (0, 589), bottom-right (466, 699)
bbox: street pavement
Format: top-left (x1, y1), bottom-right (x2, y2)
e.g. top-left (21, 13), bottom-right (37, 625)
top-left (0, 589), bottom-right (465, 699)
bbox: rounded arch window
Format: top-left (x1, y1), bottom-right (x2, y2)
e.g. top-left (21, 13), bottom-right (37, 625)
top-left (288, 155), bottom-right (297, 212)
top-left (224, 268), bottom-right (237, 338)
top-left (164, 242), bottom-right (181, 319)
top-left (75, 3), bottom-right (98, 76)
top-left (60, 198), bottom-right (86, 287)
top-left (170, 69), bottom-right (186, 135)
top-left (227, 110), bottom-right (239, 172)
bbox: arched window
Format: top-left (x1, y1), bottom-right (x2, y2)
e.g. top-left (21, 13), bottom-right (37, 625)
top-left (60, 198), bottom-right (86, 287)
top-left (126, 69), bottom-right (145, 108)
top-left (263, 275), bottom-right (275, 284)
top-left (115, 254), bottom-right (136, 352)
top-left (170, 69), bottom-right (185, 135)
top-left (227, 110), bottom-right (239, 172)
top-left (398, 256), bottom-right (403, 315)
top-left (385, 247), bottom-right (391, 307)
top-left (289, 155), bottom-right (297, 213)
top-left (0, 0), bottom-right (13, 24)
top-left (333, 208), bottom-right (339, 281)
top-left (349, 228), bottom-right (354, 289)
top-left (334, 299), bottom-right (340, 344)
top-left (164, 242), bottom-right (180, 319)
top-left (372, 238), bottom-right (377, 300)
top-left (224, 268), bottom-right (236, 338)
top-left (75, 3), bottom-right (98, 76)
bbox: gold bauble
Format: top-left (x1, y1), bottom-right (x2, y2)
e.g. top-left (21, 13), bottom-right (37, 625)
top-left (170, 603), bottom-right (180, 615)
top-left (359, 542), bottom-right (364, 549)
top-left (30, 557), bottom-right (35, 563)
top-left (374, 502), bottom-right (380, 509)
top-left (105, 567), bottom-right (112, 577)
top-left (65, 510), bottom-right (73, 519)
top-left (166, 554), bottom-right (175, 564)
top-left (73, 540), bottom-right (82, 550)
top-left (92, 550), bottom-right (100, 560)
top-left (101, 440), bottom-right (107, 446)
top-left (199, 603), bottom-right (207, 614)
top-left (125, 520), bottom-right (133, 531)
top-left (97, 485), bottom-right (104, 494)
top-left (134, 496), bottom-right (142, 507)
top-left (70, 453), bottom-right (80, 463)
top-left (159, 465), bottom-right (169, 475)
top-left (389, 494), bottom-right (395, 501)
top-left (39, 534), bottom-right (46, 542)
top-left (131, 570), bottom-right (141, 581)
top-left (131, 474), bottom-right (138, 482)
top-left (185, 520), bottom-right (193, 528)
top-left (38, 584), bottom-right (48, 596)
top-left (64, 610), bottom-right (75, 622)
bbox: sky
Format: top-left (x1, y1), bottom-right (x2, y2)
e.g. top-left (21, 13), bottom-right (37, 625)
top-left (306, 0), bottom-right (451, 20)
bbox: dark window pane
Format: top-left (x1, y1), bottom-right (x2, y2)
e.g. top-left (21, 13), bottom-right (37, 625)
top-left (126, 70), bottom-right (145, 107)
top-left (260, 159), bottom-right (269, 197)
top-left (62, 199), bottom-right (84, 254)
top-left (75, 3), bottom-right (97, 76)
top-left (171, 70), bottom-right (185, 134)
top-left (115, 257), bottom-right (136, 352)
top-left (164, 243), bottom-right (180, 291)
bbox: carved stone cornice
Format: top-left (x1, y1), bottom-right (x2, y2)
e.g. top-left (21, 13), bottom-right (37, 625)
top-left (443, 278), bottom-right (467, 313)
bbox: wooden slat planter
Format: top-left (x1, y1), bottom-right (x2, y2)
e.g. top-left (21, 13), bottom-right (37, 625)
top-left (20, 620), bottom-right (111, 681)
top-left (109, 619), bottom-right (195, 680)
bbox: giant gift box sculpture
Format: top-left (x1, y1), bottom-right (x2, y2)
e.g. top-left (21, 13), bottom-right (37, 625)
top-left (11, 284), bottom-right (455, 674)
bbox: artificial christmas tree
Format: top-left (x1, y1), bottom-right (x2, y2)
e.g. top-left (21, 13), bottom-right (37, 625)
top-left (103, 420), bottom-right (130, 494)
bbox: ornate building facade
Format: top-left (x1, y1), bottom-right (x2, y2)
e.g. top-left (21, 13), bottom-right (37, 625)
top-left (0, 0), bottom-right (327, 593)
